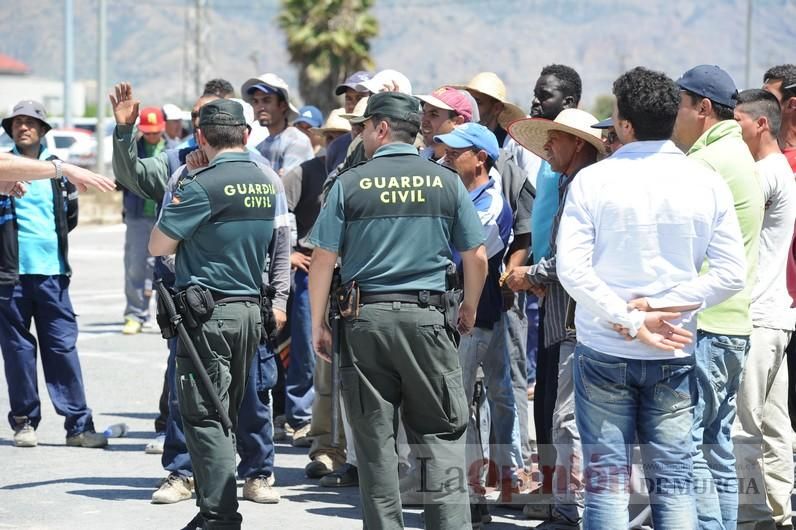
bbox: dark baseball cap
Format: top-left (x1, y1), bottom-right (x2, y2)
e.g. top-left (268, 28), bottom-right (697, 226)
top-left (198, 99), bottom-right (248, 127)
top-left (335, 71), bottom-right (371, 96)
top-left (2, 100), bottom-right (51, 136)
top-left (677, 65), bottom-right (739, 108)
top-left (593, 117), bottom-right (614, 129)
top-left (349, 92), bottom-right (420, 125)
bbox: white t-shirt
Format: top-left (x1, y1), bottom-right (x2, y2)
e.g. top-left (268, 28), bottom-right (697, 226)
top-left (751, 152), bottom-right (796, 330)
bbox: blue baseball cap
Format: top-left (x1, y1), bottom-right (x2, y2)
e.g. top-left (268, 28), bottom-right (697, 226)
top-left (677, 65), bottom-right (739, 108)
top-left (593, 117), bottom-right (614, 129)
top-left (293, 105), bottom-right (323, 128)
top-left (335, 71), bottom-right (372, 96)
top-left (434, 122), bottom-right (500, 161)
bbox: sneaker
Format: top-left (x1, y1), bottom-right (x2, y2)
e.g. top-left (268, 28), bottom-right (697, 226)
top-left (242, 475), bottom-right (280, 504)
top-left (122, 318), bottom-right (143, 335)
top-left (152, 474), bottom-right (194, 504)
top-left (319, 463), bottom-right (358, 488)
top-left (305, 454), bottom-right (335, 478)
top-left (66, 430), bottom-right (108, 448)
top-left (291, 422), bottom-right (313, 448)
top-left (180, 512), bottom-right (204, 530)
top-left (13, 424), bottom-right (37, 448)
top-left (145, 432), bottom-right (166, 455)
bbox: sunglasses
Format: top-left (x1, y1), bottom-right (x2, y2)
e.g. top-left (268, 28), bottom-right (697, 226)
top-left (603, 131), bottom-right (619, 144)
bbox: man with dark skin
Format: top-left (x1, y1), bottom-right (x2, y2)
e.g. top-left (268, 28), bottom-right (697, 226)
top-left (525, 65), bottom-right (584, 512)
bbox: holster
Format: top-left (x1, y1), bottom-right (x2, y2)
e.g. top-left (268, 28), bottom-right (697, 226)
top-left (156, 284), bottom-right (178, 340)
top-left (260, 284), bottom-right (277, 347)
top-left (444, 262), bottom-right (463, 346)
top-left (335, 281), bottom-right (360, 320)
top-left (174, 285), bottom-right (215, 329)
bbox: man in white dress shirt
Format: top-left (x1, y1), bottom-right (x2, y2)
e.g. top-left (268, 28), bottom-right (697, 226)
top-left (555, 66), bottom-right (746, 530)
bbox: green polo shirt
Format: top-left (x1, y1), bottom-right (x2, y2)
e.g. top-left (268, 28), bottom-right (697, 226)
top-left (158, 151), bottom-right (277, 295)
top-left (309, 142), bottom-right (485, 292)
top-left (688, 120), bottom-right (764, 335)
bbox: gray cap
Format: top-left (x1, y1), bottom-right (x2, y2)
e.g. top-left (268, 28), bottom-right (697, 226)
top-left (2, 100), bottom-right (51, 136)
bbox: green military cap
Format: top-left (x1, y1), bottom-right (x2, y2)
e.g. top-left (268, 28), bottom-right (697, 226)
top-left (198, 99), bottom-right (248, 127)
top-left (349, 92), bottom-right (420, 125)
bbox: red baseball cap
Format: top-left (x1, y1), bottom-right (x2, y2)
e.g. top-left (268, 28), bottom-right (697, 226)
top-left (138, 107), bottom-right (165, 133)
top-left (417, 86), bottom-right (473, 122)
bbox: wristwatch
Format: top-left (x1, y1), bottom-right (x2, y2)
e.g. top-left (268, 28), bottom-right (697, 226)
top-left (51, 159), bottom-right (63, 180)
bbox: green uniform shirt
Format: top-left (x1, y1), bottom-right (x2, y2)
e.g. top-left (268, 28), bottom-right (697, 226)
top-left (309, 143), bottom-right (484, 292)
top-left (158, 151), bottom-right (277, 295)
top-left (688, 120), bottom-right (764, 335)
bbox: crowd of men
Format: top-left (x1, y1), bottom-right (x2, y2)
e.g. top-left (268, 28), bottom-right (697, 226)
top-left (0, 60), bottom-right (795, 530)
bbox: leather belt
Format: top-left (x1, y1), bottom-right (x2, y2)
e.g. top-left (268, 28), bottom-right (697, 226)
top-left (359, 290), bottom-right (444, 308)
top-left (210, 291), bottom-right (260, 305)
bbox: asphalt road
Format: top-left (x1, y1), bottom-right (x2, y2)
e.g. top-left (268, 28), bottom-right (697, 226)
top-left (0, 223), bottom-right (540, 530)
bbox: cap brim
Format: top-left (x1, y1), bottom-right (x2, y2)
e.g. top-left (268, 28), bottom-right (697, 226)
top-left (311, 126), bottom-right (350, 134)
top-left (433, 132), bottom-right (472, 149)
top-left (417, 94), bottom-right (454, 111)
top-left (507, 118), bottom-right (606, 160)
top-left (138, 125), bottom-right (164, 133)
top-left (335, 83), bottom-right (357, 96)
top-left (348, 115), bottom-right (370, 125)
top-left (592, 117), bottom-right (614, 129)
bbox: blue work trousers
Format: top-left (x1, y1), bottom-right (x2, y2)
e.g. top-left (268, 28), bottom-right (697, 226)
top-left (285, 269), bottom-right (315, 429)
top-left (0, 275), bottom-right (94, 436)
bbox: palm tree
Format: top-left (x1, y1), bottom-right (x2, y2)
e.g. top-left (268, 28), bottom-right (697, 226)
top-left (278, 0), bottom-right (378, 114)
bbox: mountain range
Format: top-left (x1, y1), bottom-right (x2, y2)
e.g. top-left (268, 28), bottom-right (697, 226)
top-left (1, 0), bottom-right (794, 114)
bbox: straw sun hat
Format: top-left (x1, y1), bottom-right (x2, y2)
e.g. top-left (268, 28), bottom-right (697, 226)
top-left (507, 108), bottom-right (606, 160)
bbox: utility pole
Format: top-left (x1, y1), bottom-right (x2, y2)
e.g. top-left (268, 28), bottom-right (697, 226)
top-left (745, 0), bottom-right (753, 89)
top-left (96, 0), bottom-right (107, 174)
top-left (195, 0), bottom-right (206, 96)
top-left (64, 0), bottom-right (74, 127)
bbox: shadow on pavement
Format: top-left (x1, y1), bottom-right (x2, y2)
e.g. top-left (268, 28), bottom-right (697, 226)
top-left (102, 412), bottom-right (158, 420)
top-left (2, 476), bottom-right (157, 491)
top-left (67, 487), bottom-right (154, 501)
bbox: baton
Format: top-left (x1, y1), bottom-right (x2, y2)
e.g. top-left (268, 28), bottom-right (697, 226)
top-left (330, 271), bottom-right (342, 448)
top-left (156, 280), bottom-right (233, 434)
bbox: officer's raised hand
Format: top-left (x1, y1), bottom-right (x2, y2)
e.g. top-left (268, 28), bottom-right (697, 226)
top-left (109, 82), bottom-right (140, 125)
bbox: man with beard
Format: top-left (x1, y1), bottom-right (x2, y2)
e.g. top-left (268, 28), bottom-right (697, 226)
top-left (241, 73), bottom-right (314, 176)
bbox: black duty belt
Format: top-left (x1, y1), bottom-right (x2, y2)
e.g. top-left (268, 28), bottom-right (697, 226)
top-left (360, 290), bottom-right (444, 308)
top-left (210, 291), bottom-right (260, 305)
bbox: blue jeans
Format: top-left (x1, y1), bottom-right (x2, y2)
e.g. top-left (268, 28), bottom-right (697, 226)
top-left (574, 343), bottom-right (697, 530)
top-left (692, 331), bottom-right (750, 530)
top-left (163, 341), bottom-right (278, 479)
top-left (0, 275), bottom-right (94, 437)
top-left (459, 316), bottom-right (522, 487)
top-left (286, 269), bottom-right (315, 429)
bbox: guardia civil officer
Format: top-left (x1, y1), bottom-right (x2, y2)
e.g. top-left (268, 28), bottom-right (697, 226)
top-left (149, 99), bottom-right (283, 530)
top-left (308, 92), bottom-right (488, 530)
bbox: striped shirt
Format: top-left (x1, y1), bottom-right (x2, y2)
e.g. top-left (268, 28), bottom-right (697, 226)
top-left (526, 172), bottom-right (577, 347)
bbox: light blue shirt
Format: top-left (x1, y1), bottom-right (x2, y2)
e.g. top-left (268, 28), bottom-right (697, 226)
top-left (255, 126), bottom-right (314, 174)
top-left (12, 146), bottom-right (65, 275)
top-left (530, 161), bottom-right (560, 263)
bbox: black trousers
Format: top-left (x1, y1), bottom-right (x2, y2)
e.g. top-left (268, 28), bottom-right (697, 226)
top-left (533, 306), bottom-right (560, 493)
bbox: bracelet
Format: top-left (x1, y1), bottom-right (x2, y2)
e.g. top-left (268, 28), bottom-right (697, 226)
top-left (51, 159), bottom-right (63, 180)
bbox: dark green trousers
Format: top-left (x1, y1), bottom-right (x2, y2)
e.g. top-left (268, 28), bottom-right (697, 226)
top-left (341, 302), bottom-right (471, 530)
top-left (176, 301), bottom-right (261, 530)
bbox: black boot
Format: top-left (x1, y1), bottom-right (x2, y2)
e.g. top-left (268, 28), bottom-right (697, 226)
top-left (180, 512), bottom-right (204, 530)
